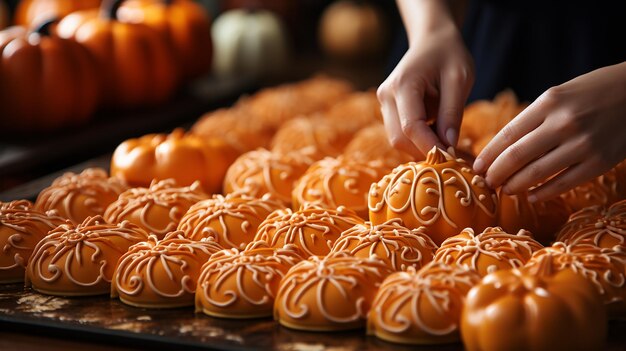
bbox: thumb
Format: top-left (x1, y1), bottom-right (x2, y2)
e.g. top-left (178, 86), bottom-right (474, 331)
top-left (437, 68), bottom-right (473, 147)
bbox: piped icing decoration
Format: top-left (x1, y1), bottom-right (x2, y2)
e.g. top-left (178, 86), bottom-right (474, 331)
top-left (25, 216), bottom-right (148, 296)
top-left (223, 148), bottom-right (313, 204)
top-left (35, 168), bottom-right (128, 224)
top-left (111, 231), bottom-right (223, 308)
top-left (195, 241), bottom-right (304, 318)
top-left (178, 192), bottom-right (285, 249)
top-left (556, 200), bottom-right (626, 248)
top-left (0, 200), bottom-right (66, 283)
top-left (342, 123), bottom-right (415, 168)
top-left (525, 242), bottom-right (626, 314)
top-left (433, 227), bottom-right (543, 276)
top-left (560, 162), bottom-right (625, 212)
top-left (104, 179), bottom-right (207, 239)
top-left (331, 219), bottom-right (437, 271)
top-left (253, 205), bottom-right (363, 257)
top-left (292, 156), bottom-right (388, 218)
top-left (368, 147), bottom-right (498, 245)
top-left (274, 251), bottom-right (393, 331)
top-left (367, 262), bottom-right (480, 345)
top-left (271, 116), bottom-right (351, 161)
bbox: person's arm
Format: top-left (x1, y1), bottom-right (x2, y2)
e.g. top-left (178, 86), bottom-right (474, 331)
top-left (474, 61), bottom-right (626, 202)
top-left (378, 0), bottom-right (472, 157)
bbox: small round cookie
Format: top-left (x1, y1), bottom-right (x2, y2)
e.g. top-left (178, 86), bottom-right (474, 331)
top-left (195, 241), bottom-right (304, 319)
top-left (254, 205), bottom-right (363, 257)
top-left (331, 219), bottom-right (437, 271)
top-left (178, 192), bottom-right (285, 249)
top-left (368, 147), bottom-right (498, 245)
top-left (367, 262), bottom-right (481, 345)
top-left (111, 231), bottom-right (223, 308)
top-left (274, 251), bottom-right (392, 331)
top-left (271, 116), bottom-right (351, 161)
top-left (556, 199), bottom-right (626, 248)
top-left (35, 168), bottom-right (128, 224)
top-left (324, 90), bottom-right (383, 134)
top-left (434, 227), bottom-right (543, 276)
top-left (25, 216), bottom-right (148, 296)
top-left (223, 148), bottom-right (312, 205)
top-left (104, 179), bottom-right (207, 239)
top-left (292, 156), bottom-right (388, 218)
top-left (0, 200), bottom-right (66, 283)
top-left (343, 123), bottom-right (415, 168)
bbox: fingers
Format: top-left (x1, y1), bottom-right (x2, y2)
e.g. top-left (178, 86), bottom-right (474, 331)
top-left (395, 87), bottom-right (445, 155)
top-left (379, 95), bottom-right (424, 157)
top-left (437, 67), bottom-right (473, 147)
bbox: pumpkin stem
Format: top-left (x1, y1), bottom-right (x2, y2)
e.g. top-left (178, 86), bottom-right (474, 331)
top-left (33, 18), bottom-right (59, 36)
top-left (102, 0), bottom-right (125, 20)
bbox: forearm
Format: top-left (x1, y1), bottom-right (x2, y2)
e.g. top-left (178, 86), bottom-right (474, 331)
top-left (397, 0), bottom-right (467, 45)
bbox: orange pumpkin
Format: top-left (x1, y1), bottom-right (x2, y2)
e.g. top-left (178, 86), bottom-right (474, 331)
top-left (110, 128), bottom-right (239, 194)
top-left (0, 22), bottom-right (99, 131)
top-left (14, 0), bottom-right (102, 28)
top-left (57, 0), bottom-right (177, 108)
top-left (118, 0), bottom-right (212, 80)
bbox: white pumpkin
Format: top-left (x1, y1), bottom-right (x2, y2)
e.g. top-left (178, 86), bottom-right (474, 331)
top-left (212, 9), bottom-right (289, 77)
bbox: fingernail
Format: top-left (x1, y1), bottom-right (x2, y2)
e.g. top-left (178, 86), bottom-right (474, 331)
top-left (445, 128), bottom-right (458, 146)
top-left (528, 194), bottom-right (538, 203)
top-left (473, 158), bottom-right (485, 173)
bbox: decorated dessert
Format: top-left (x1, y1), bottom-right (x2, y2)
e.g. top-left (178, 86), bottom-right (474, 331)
top-left (324, 91), bottom-right (383, 134)
top-left (25, 216), bottom-right (148, 296)
top-left (223, 148), bottom-right (312, 205)
top-left (434, 227), bottom-right (543, 276)
top-left (35, 168), bottom-right (128, 224)
top-left (110, 129), bottom-right (239, 194)
top-left (0, 200), bottom-right (66, 283)
top-left (342, 123), bottom-right (415, 168)
top-left (461, 266), bottom-right (606, 351)
top-left (292, 156), bottom-right (388, 218)
top-left (111, 231), bottom-right (223, 308)
top-left (195, 241), bottom-right (304, 318)
top-left (178, 192), bottom-right (285, 249)
top-left (556, 199), bottom-right (626, 248)
top-left (254, 205), bottom-right (363, 257)
top-left (560, 161), bottom-right (626, 212)
top-left (104, 179), bottom-right (207, 239)
top-left (331, 219), bottom-right (437, 271)
top-left (367, 262), bottom-right (481, 345)
top-left (368, 147), bottom-right (498, 245)
top-left (271, 116), bottom-right (351, 161)
top-left (274, 251), bottom-right (392, 331)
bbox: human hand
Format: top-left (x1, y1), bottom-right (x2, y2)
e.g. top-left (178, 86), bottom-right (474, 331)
top-left (474, 62), bottom-right (626, 202)
top-left (377, 0), bottom-right (474, 157)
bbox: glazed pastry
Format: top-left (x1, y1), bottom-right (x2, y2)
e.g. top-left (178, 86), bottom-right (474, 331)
top-left (178, 192), bottom-right (285, 249)
top-left (223, 148), bottom-right (313, 205)
top-left (254, 205), bottom-right (363, 257)
top-left (292, 156), bottom-right (388, 218)
top-left (195, 241), bottom-right (304, 318)
top-left (25, 216), bottom-right (148, 296)
top-left (556, 199), bottom-right (625, 248)
top-left (35, 168), bottom-right (128, 224)
top-left (560, 161), bottom-right (626, 212)
top-left (368, 147), bottom-right (498, 245)
top-left (331, 219), bottom-right (437, 271)
top-left (343, 123), bottom-right (415, 168)
top-left (271, 116), bottom-right (351, 161)
top-left (525, 242), bottom-right (626, 316)
top-left (497, 189), bottom-right (571, 245)
top-left (367, 262), bottom-right (480, 345)
top-left (0, 200), bottom-right (65, 283)
top-left (274, 251), bottom-right (392, 331)
top-left (461, 266), bottom-right (606, 351)
top-left (324, 90), bottom-right (383, 134)
top-left (434, 227), bottom-right (542, 276)
top-left (111, 231), bottom-right (223, 308)
top-left (104, 179), bottom-right (207, 239)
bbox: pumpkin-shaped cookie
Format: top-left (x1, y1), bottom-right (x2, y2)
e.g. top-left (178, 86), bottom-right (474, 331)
top-left (343, 123), bottom-right (415, 168)
top-left (556, 199), bottom-right (626, 248)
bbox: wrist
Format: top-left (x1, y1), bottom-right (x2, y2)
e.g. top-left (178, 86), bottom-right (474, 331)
top-left (397, 0), bottom-right (460, 46)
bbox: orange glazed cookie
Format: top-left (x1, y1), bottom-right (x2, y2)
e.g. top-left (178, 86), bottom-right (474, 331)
top-left (223, 148), bottom-right (313, 204)
top-left (254, 206), bottom-right (363, 257)
top-left (104, 179), bottom-right (207, 239)
top-left (35, 168), bottom-right (128, 224)
top-left (111, 232), bottom-right (223, 308)
top-left (25, 216), bottom-right (148, 296)
top-left (367, 262), bottom-right (480, 345)
top-left (560, 161), bottom-right (626, 212)
top-left (343, 123), bottom-right (415, 168)
top-left (195, 241), bottom-right (304, 318)
top-left (368, 147), bottom-right (498, 245)
top-left (556, 200), bottom-right (626, 248)
top-left (434, 227), bottom-right (543, 276)
top-left (331, 219), bottom-right (437, 271)
top-left (324, 91), bottom-right (383, 134)
top-left (525, 242), bottom-right (626, 316)
top-left (0, 200), bottom-right (65, 283)
top-left (177, 192), bottom-right (285, 249)
top-left (274, 251), bottom-right (392, 331)
top-left (292, 156), bottom-right (388, 218)
top-left (461, 267), bottom-right (606, 351)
